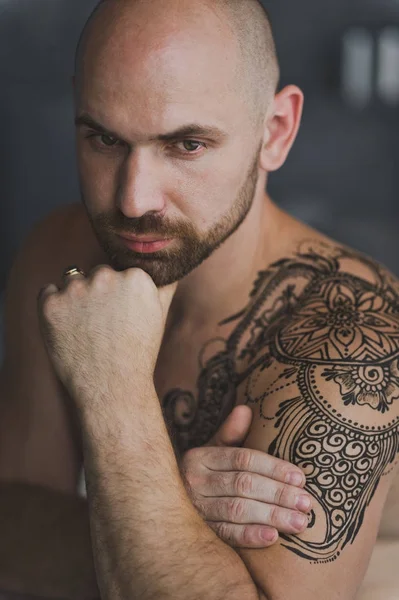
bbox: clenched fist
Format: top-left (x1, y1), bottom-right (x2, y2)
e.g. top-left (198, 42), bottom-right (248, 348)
top-left (37, 265), bottom-right (177, 408)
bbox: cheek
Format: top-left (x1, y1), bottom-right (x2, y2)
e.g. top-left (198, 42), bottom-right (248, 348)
top-left (77, 147), bottom-right (118, 204)
top-left (168, 160), bottom-right (245, 228)
top-left (176, 185), bottom-right (232, 230)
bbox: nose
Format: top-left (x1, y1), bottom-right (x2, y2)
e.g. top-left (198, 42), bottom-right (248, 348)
top-left (116, 148), bottom-right (166, 218)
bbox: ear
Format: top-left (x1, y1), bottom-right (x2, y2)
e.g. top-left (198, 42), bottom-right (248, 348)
top-left (259, 85), bottom-right (304, 172)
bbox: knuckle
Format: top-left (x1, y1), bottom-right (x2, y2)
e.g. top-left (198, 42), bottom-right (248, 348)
top-left (234, 472), bottom-right (253, 496)
top-left (67, 278), bottom-right (86, 294)
top-left (273, 484), bottom-right (285, 506)
top-left (280, 484), bottom-right (294, 507)
top-left (128, 268), bottom-right (152, 287)
top-left (271, 461), bottom-right (286, 482)
top-left (234, 448), bottom-right (252, 472)
top-left (241, 526), bottom-right (255, 546)
top-left (268, 505), bottom-right (279, 527)
top-left (93, 266), bottom-right (114, 286)
top-left (96, 265), bottom-right (114, 275)
top-left (228, 498), bottom-right (246, 522)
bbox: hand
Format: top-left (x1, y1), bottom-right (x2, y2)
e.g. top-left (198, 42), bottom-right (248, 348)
top-left (180, 405), bottom-right (312, 549)
top-left (37, 265), bottom-right (177, 407)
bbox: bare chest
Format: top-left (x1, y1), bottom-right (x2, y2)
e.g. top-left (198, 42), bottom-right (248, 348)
top-left (155, 339), bottom-right (399, 540)
top-left (78, 221), bottom-right (399, 539)
top-left (154, 325), bottom-right (244, 458)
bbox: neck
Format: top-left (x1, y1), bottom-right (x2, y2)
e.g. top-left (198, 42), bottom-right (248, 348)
top-left (166, 189), bottom-right (287, 334)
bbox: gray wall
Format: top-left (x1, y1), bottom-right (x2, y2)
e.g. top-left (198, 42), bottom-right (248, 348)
top-left (268, 0), bottom-right (399, 274)
top-left (0, 0), bottom-right (398, 295)
top-left (0, 0), bottom-right (93, 288)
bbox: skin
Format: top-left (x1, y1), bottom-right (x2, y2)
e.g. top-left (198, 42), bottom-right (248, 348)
top-left (6, 0), bottom-right (396, 597)
top-left (73, 0), bottom-right (301, 321)
top-left (38, 238), bottom-right (399, 599)
top-left (71, 0), bottom-right (308, 550)
top-left (67, 1), bottom-right (307, 597)
top-left (0, 0), bottom-right (396, 586)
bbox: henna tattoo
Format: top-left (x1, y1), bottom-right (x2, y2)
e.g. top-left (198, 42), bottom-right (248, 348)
top-left (322, 361), bottom-right (399, 414)
top-left (260, 366), bottom-right (399, 563)
top-left (163, 346), bottom-right (237, 454)
top-left (162, 239), bottom-right (399, 562)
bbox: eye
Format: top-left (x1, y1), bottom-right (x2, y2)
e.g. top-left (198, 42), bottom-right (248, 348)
top-left (85, 132), bottom-right (121, 149)
top-left (99, 134), bottom-right (119, 147)
top-left (176, 140), bottom-right (206, 153)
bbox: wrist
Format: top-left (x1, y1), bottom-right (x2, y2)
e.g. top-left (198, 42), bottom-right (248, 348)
top-left (78, 382), bottom-right (177, 469)
top-left (75, 377), bottom-right (158, 425)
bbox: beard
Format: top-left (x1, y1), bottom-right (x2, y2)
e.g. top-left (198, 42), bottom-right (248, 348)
top-left (82, 146), bottom-right (261, 287)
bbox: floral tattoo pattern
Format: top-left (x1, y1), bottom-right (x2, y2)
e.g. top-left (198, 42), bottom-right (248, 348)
top-left (322, 361), bottom-right (399, 413)
top-left (162, 240), bottom-right (399, 563)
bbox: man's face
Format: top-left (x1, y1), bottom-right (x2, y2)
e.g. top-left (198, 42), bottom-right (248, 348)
top-left (75, 2), bottom-right (263, 287)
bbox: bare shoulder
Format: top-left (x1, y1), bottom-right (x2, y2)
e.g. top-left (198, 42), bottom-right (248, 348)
top-left (11, 202), bottom-right (105, 287)
top-left (0, 202), bottom-right (103, 490)
top-left (241, 237), bottom-right (399, 491)
top-left (231, 238), bottom-right (399, 596)
top-left (2, 203), bottom-right (81, 323)
top-left (2, 200), bottom-right (105, 375)
top-left (30, 202), bottom-right (103, 283)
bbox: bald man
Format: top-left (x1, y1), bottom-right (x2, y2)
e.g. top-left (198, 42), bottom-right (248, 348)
top-left (0, 0), bottom-right (398, 598)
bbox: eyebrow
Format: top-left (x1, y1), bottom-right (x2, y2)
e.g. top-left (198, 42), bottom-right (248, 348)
top-left (74, 113), bottom-right (228, 143)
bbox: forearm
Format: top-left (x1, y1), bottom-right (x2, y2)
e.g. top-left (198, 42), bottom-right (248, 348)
top-left (0, 482), bottom-right (99, 600)
top-left (80, 389), bottom-right (261, 600)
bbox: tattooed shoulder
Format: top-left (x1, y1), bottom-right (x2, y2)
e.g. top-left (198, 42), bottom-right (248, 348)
top-left (240, 239), bottom-right (399, 563)
top-left (163, 238), bottom-right (399, 563)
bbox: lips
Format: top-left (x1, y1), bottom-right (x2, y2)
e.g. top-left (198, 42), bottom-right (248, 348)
top-left (118, 235), bottom-right (172, 254)
top-left (119, 233), bottom-right (166, 242)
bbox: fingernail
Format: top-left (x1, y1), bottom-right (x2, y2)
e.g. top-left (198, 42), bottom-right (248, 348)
top-left (286, 472), bottom-right (304, 486)
top-left (296, 495), bottom-right (311, 512)
top-left (261, 528), bottom-right (277, 542)
top-left (290, 513), bottom-right (307, 531)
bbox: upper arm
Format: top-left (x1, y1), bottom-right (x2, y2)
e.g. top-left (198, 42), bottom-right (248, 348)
top-left (234, 253), bottom-right (399, 599)
top-left (0, 204), bottom-right (83, 493)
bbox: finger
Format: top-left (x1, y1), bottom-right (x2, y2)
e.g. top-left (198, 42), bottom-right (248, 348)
top-left (37, 284), bottom-right (59, 307)
top-left (205, 405), bottom-right (253, 447)
top-left (201, 497), bottom-right (310, 535)
top-left (62, 270), bottom-right (87, 287)
top-left (203, 446), bottom-right (306, 488)
top-left (200, 471), bottom-right (312, 514)
top-left (207, 521), bottom-right (278, 549)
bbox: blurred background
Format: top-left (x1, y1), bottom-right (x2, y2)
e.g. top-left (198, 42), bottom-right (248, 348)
top-left (0, 0), bottom-right (398, 359)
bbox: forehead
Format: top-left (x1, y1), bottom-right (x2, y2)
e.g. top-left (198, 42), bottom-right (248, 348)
top-left (77, 1), bottom-right (246, 137)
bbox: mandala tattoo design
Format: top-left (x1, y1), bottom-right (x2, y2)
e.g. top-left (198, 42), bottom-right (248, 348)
top-left (161, 239), bottom-right (399, 564)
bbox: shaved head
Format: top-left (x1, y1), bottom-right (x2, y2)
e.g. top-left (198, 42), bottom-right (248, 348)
top-left (75, 0), bottom-right (279, 126)
top-left (73, 0), bottom-right (285, 287)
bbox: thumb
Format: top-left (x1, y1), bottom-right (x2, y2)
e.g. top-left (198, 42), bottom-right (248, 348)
top-left (206, 405), bottom-right (253, 447)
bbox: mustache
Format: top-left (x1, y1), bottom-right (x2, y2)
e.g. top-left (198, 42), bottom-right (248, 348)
top-left (96, 212), bottom-right (196, 237)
